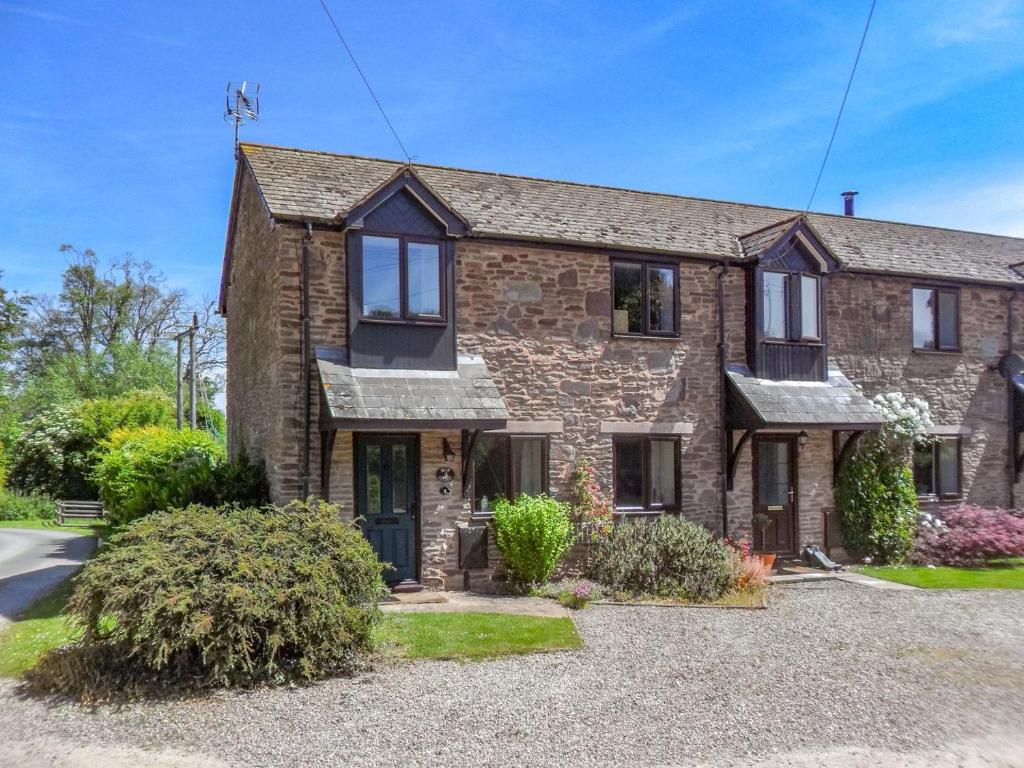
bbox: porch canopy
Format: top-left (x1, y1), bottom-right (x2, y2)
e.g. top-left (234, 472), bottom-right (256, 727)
top-left (316, 346), bottom-right (509, 431)
top-left (725, 363), bottom-right (883, 431)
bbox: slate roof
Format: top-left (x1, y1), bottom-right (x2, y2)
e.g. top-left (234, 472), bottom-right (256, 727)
top-left (239, 142), bottom-right (1024, 287)
top-left (725, 364), bottom-right (883, 430)
top-left (737, 216), bottom-right (803, 261)
top-left (316, 347), bottom-right (508, 429)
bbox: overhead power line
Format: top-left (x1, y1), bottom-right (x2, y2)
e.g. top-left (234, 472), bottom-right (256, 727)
top-left (317, 0), bottom-right (412, 163)
top-left (805, 0), bottom-right (877, 212)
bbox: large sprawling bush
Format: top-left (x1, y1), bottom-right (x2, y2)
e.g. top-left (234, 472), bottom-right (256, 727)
top-left (7, 391), bottom-right (175, 500)
top-left (588, 516), bottom-right (733, 601)
top-left (909, 504), bottom-right (1024, 567)
top-left (27, 500), bottom-right (385, 699)
top-left (492, 494), bottom-right (574, 585)
top-left (93, 425), bottom-right (226, 525)
top-left (837, 392), bottom-right (928, 563)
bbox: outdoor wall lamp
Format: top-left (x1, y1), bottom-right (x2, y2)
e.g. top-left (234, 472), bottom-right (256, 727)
top-left (798, 430), bottom-right (809, 447)
top-left (442, 438), bottom-right (456, 463)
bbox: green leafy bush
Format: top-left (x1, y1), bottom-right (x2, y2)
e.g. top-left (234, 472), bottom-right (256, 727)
top-left (7, 391), bottom-right (175, 499)
top-left (588, 516), bottom-right (733, 601)
top-left (836, 447), bottom-right (917, 563)
top-left (27, 500), bottom-right (385, 699)
top-left (492, 494), bottom-right (574, 585)
top-left (0, 489), bottom-right (55, 520)
top-left (93, 426), bottom-right (226, 525)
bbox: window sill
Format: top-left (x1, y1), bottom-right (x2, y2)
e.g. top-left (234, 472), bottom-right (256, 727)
top-left (610, 334), bottom-right (681, 342)
top-left (612, 508), bottom-right (678, 516)
top-left (762, 340), bottom-right (825, 347)
top-left (469, 512), bottom-right (495, 523)
top-left (359, 317), bottom-right (447, 328)
top-left (916, 494), bottom-right (963, 504)
top-left (912, 348), bottom-right (961, 356)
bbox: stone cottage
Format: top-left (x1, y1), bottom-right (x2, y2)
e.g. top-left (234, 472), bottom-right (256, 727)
top-left (219, 142), bottom-right (1024, 589)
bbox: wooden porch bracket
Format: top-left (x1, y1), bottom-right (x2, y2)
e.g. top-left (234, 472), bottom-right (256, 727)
top-left (461, 429), bottom-right (481, 498)
top-left (726, 429), bottom-right (754, 491)
top-left (832, 430), bottom-right (864, 485)
top-left (320, 429), bottom-right (337, 500)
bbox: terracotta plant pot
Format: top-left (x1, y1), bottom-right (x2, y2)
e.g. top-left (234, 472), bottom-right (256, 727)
top-left (755, 553), bottom-right (777, 571)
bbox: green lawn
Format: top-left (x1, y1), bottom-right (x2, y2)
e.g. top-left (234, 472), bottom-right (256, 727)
top-left (0, 579), bottom-right (81, 677)
top-left (374, 612), bottom-right (582, 661)
top-left (0, 518), bottom-right (108, 536)
top-left (860, 560), bottom-right (1024, 589)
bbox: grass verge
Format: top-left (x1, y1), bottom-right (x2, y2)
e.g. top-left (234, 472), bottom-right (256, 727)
top-left (374, 612), bottom-right (582, 661)
top-left (0, 518), bottom-right (108, 537)
top-left (860, 560), bottom-right (1024, 589)
top-left (0, 579), bottom-right (81, 677)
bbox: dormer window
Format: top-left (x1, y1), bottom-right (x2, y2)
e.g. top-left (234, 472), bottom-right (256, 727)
top-left (362, 234), bottom-right (443, 322)
top-left (761, 271), bottom-right (820, 342)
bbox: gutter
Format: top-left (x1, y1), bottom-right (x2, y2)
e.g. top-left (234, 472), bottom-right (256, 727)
top-left (1009, 291), bottom-right (1016, 508)
top-left (712, 261), bottom-right (729, 538)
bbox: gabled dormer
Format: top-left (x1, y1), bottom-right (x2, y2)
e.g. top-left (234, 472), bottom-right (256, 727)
top-left (740, 216), bottom-right (840, 381)
top-left (342, 167), bottom-right (470, 371)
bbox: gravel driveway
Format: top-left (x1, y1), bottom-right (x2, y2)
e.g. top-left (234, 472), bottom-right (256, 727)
top-left (2, 581), bottom-right (1023, 767)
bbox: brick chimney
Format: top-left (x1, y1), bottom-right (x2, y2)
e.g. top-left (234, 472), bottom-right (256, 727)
top-left (842, 190), bottom-right (858, 216)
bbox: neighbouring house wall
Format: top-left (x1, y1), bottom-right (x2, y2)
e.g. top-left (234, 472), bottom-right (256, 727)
top-left (829, 274), bottom-right (1022, 510)
top-left (457, 240), bottom-right (725, 534)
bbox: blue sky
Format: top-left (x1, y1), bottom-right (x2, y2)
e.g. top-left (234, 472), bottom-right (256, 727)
top-left (1, 0), bottom-right (1023, 302)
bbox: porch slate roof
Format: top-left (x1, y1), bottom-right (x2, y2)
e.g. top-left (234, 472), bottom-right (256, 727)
top-left (239, 142), bottom-right (1024, 287)
top-left (316, 346), bottom-right (508, 430)
top-left (725, 364), bottom-right (883, 430)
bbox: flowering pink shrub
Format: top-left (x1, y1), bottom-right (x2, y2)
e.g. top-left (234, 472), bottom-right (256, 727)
top-left (568, 458), bottom-right (613, 538)
top-left (909, 504), bottom-right (1024, 567)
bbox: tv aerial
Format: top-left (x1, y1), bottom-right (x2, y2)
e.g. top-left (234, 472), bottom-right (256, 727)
top-left (224, 81), bottom-right (260, 155)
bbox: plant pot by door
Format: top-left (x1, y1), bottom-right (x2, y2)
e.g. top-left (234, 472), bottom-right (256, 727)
top-left (754, 553), bottom-right (777, 571)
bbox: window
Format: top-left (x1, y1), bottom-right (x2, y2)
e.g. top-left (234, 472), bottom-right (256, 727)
top-left (613, 436), bottom-right (680, 511)
top-left (361, 234), bottom-right (442, 321)
top-left (761, 271), bottom-right (820, 341)
top-left (913, 437), bottom-right (961, 498)
top-left (912, 287), bottom-right (958, 351)
top-left (468, 434), bottom-right (548, 514)
top-left (612, 260), bottom-right (678, 336)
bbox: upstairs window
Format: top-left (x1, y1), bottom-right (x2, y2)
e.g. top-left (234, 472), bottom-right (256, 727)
top-left (612, 260), bottom-right (678, 337)
top-left (469, 434), bottom-right (548, 515)
top-left (613, 436), bottom-right (680, 511)
top-left (761, 271), bottom-right (819, 341)
top-left (362, 234), bottom-right (442, 321)
top-left (913, 437), bottom-right (961, 498)
top-left (912, 287), bottom-right (958, 351)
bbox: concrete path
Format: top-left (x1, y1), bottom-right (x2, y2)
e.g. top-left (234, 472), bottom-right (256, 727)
top-left (0, 528), bottom-right (97, 627)
top-left (382, 591), bottom-right (570, 618)
top-left (772, 566), bottom-right (920, 590)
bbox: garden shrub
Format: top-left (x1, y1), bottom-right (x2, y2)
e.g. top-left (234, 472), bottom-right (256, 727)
top-left (909, 504), bottom-right (1024, 567)
top-left (27, 500), bottom-right (385, 699)
top-left (588, 516), bottom-right (733, 601)
top-left (492, 494), bottom-right (574, 585)
top-left (0, 489), bottom-right (55, 520)
top-left (93, 426), bottom-right (226, 525)
top-left (567, 458), bottom-right (613, 538)
top-left (7, 391), bottom-right (175, 500)
top-left (533, 578), bottom-right (605, 609)
top-left (836, 392), bottom-right (929, 563)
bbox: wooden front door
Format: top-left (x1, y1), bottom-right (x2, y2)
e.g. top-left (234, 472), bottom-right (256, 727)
top-left (752, 435), bottom-right (798, 555)
top-left (355, 435), bottom-right (419, 587)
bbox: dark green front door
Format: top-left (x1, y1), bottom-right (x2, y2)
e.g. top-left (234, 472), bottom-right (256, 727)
top-left (355, 435), bottom-right (419, 586)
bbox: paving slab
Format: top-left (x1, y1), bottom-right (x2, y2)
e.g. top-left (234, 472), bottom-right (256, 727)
top-left (380, 591), bottom-right (570, 618)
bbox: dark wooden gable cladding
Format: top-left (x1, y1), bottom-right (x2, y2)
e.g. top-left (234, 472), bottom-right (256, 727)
top-left (747, 219), bottom-right (836, 382)
top-left (346, 180), bottom-right (459, 371)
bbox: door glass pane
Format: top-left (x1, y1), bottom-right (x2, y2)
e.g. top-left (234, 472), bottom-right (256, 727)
top-left (363, 236), bottom-right (401, 318)
top-left (648, 439), bottom-right (676, 507)
top-left (938, 291), bottom-right (958, 349)
top-left (938, 439), bottom-right (959, 496)
top-left (366, 444), bottom-right (382, 515)
top-left (913, 443), bottom-right (934, 495)
top-left (407, 242), bottom-right (441, 316)
top-left (912, 288), bottom-right (935, 349)
top-left (614, 439), bottom-right (643, 508)
top-left (472, 435), bottom-right (508, 513)
top-left (392, 443), bottom-right (407, 513)
top-left (513, 438), bottom-right (544, 496)
top-left (648, 266), bottom-right (675, 333)
top-left (800, 275), bottom-right (819, 339)
top-left (762, 273), bottom-right (787, 339)
top-left (757, 441), bottom-right (789, 506)
top-left (612, 262), bottom-right (642, 334)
